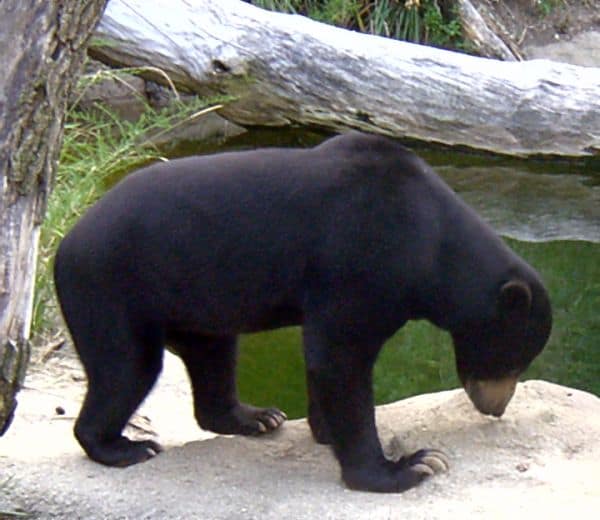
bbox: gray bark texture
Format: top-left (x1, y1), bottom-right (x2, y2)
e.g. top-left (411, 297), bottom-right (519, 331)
top-left (0, 0), bottom-right (108, 435)
top-left (455, 0), bottom-right (522, 60)
top-left (91, 0), bottom-right (600, 157)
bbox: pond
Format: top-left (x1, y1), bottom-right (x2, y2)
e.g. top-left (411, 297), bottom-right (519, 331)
top-left (170, 128), bottom-right (599, 419)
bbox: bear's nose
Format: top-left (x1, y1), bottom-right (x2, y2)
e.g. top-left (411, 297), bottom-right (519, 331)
top-left (464, 376), bottom-right (518, 417)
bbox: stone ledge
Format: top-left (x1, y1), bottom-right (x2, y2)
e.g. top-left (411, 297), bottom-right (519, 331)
top-left (1, 376), bottom-right (598, 519)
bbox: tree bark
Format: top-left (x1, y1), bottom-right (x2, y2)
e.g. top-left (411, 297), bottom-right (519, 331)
top-left (90, 0), bottom-right (600, 157)
top-left (455, 0), bottom-right (522, 60)
top-left (0, 0), bottom-right (108, 435)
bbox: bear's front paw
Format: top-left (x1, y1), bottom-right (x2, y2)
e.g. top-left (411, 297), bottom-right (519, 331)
top-left (399, 449), bottom-right (449, 478)
top-left (342, 449), bottom-right (449, 493)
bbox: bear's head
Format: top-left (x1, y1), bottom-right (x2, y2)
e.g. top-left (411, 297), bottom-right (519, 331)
top-left (451, 279), bottom-right (552, 417)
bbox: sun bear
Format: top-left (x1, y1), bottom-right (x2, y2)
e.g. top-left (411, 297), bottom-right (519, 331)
top-left (54, 132), bottom-right (552, 492)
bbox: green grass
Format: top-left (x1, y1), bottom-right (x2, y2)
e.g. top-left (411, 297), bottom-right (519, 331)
top-left (33, 69), bottom-right (227, 335)
top-left (250, 0), bottom-right (465, 48)
top-left (236, 240), bottom-right (599, 419)
top-left (536, 0), bottom-right (562, 16)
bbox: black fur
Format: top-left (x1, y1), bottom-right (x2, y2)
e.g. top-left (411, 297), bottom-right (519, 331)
top-left (54, 132), bottom-right (551, 492)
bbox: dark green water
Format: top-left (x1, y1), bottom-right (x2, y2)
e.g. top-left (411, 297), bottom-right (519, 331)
top-left (167, 128), bottom-right (600, 419)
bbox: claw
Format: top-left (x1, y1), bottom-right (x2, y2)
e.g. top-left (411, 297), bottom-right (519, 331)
top-left (257, 408), bottom-right (286, 431)
top-left (143, 440), bottom-right (163, 458)
top-left (411, 463), bottom-right (435, 477)
top-left (146, 446), bottom-right (159, 457)
top-left (408, 449), bottom-right (450, 476)
top-left (265, 409), bottom-right (286, 429)
top-left (421, 453), bottom-right (449, 473)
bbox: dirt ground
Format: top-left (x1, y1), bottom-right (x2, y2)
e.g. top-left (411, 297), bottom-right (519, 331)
top-left (481, 0), bottom-right (600, 49)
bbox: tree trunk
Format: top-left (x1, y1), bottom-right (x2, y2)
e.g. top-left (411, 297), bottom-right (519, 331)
top-left (91, 0), bottom-right (600, 157)
top-left (0, 0), bottom-right (108, 435)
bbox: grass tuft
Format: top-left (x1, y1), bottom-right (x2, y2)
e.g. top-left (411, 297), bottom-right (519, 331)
top-left (250, 0), bottom-right (465, 48)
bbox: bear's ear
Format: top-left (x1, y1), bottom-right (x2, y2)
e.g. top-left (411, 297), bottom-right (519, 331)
top-left (498, 280), bottom-right (532, 321)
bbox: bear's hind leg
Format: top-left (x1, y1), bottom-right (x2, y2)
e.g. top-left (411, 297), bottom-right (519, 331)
top-left (72, 321), bottom-right (164, 467)
top-left (170, 333), bottom-right (286, 435)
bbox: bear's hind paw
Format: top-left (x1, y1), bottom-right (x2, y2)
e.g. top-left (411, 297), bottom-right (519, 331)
top-left (79, 436), bottom-right (163, 467)
top-left (252, 407), bottom-right (287, 433)
top-left (199, 403), bottom-right (287, 436)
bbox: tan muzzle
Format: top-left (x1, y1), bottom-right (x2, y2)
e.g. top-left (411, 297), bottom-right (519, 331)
top-left (464, 376), bottom-right (518, 417)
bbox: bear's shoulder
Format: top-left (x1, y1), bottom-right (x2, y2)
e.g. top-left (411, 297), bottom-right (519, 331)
top-left (317, 131), bottom-right (432, 185)
top-left (318, 131), bottom-right (409, 155)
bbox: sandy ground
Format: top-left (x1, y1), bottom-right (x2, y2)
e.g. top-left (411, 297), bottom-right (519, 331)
top-left (1, 376), bottom-right (599, 519)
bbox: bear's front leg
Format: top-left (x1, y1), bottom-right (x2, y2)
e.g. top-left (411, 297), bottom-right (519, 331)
top-left (306, 375), bottom-right (334, 444)
top-left (303, 325), bottom-right (448, 492)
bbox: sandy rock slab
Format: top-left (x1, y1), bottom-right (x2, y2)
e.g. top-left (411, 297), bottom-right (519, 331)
top-left (1, 378), bottom-right (598, 519)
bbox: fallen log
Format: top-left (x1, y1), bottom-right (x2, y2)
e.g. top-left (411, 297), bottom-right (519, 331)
top-left (91, 0), bottom-right (600, 157)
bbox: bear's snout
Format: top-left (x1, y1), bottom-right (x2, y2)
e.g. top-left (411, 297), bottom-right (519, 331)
top-left (464, 376), bottom-right (518, 417)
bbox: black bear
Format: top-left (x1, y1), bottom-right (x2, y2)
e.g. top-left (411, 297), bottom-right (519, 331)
top-left (54, 132), bottom-right (552, 492)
